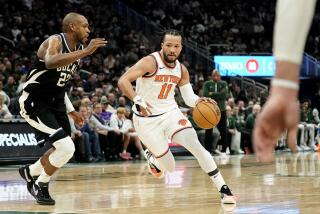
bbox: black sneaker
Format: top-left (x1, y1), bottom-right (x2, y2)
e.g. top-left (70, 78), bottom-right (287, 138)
top-left (19, 165), bottom-right (36, 197)
top-left (32, 182), bottom-right (55, 205)
top-left (220, 185), bottom-right (236, 204)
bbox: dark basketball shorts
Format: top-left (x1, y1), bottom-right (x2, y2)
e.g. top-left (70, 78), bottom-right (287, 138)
top-left (19, 91), bottom-right (71, 144)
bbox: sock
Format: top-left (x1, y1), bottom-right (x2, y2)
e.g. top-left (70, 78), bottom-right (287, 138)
top-left (36, 169), bottom-right (51, 184)
top-left (29, 159), bottom-right (43, 177)
top-left (208, 168), bottom-right (226, 191)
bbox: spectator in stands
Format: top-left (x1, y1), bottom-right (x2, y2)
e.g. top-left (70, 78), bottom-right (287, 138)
top-left (298, 100), bottom-right (317, 150)
top-left (90, 102), bottom-right (112, 159)
top-left (69, 87), bottom-right (81, 103)
top-left (228, 106), bottom-right (243, 154)
top-left (120, 108), bottom-right (145, 160)
top-left (118, 96), bottom-right (131, 109)
top-left (245, 100), bottom-right (254, 117)
top-left (107, 107), bottom-right (127, 160)
top-left (107, 92), bottom-right (118, 108)
top-left (84, 74), bottom-right (97, 92)
top-left (227, 97), bottom-right (235, 109)
top-left (0, 82), bottom-right (10, 106)
top-left (203, 69), bottom-right (228, 156)
top-left (100, 95), bottom-right (116, 114)
top-left (79, 106), bottom-right (102, 162)
top-left (236, 100), bottom-right (247, 121)
top-left (80, 97), bottom-right (92, 107)
top-left (226, 105), bottom-right (235, 154)
top-left (3, 76), bottom-right (17, 98)
top-left (0, 94), bottom-right (12, 119)
top-left (69, 116), bottom-right (87, 162)
top-left (72, 73), bottom-right (85, 88)
top-left (243, 104), bottom-right (261, 154)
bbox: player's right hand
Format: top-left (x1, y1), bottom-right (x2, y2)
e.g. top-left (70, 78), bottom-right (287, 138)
top-left (133, 95), bottom-right (152, 117)
top-left (253, 88), bottom-right (299, 162)
top-left (84, 38), bottom-right (108, 55)
top-left (138, 102), bottom-right (152, 117)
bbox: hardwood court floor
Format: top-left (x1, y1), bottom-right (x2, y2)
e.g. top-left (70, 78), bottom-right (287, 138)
top-left (1, 152), bottom-right (320, 214)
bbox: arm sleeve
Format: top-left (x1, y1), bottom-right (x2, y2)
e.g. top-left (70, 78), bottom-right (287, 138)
top-left (179, 83), bottom-right (199, 107)
top-left (273, 0), bottom-right (316, 64)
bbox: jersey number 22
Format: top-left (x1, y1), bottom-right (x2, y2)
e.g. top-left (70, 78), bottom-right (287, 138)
top-left (57, 73), bottom-right (71, 87)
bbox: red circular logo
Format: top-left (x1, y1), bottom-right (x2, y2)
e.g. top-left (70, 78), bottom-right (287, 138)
top-left (246, 59), bottom-right (259, 73)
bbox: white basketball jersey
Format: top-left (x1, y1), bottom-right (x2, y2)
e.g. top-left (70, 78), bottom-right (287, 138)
top-left (133, 52), bottom-right (182, 115)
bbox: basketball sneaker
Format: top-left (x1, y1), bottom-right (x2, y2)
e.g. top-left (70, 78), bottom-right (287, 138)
top-left (144, 149), bottom-right (164, 179)
top-left (19, 165), bottom-right (36, 197)
top-left (220, 185), bottom-right (237, 204)
top-left (31, 182), bottom-right (55, 205)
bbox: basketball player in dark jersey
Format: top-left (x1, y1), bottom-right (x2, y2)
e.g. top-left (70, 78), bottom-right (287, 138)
top-left (18, 12), bottom-right (107, 205)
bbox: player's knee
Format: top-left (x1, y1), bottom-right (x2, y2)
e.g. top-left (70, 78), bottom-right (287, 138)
top-left (60, 136), bottom-right (75, 159)
top-left (172, 128), bottom-right (197, 143)
top-left (51, 136), bottom-right (75, 165)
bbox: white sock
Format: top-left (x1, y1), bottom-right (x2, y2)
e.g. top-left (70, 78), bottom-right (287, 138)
top-left (29, 159), bottom-right (43, 177)
top-left (36, 169), bottom-right (51, 184)
top-left (209, 169), bottom-right (226, 191)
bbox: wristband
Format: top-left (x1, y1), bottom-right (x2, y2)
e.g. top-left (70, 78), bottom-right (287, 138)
top-left (133, 95), bottom-right (148, 109)
top-left (271, 79), bottom-right (299, 90)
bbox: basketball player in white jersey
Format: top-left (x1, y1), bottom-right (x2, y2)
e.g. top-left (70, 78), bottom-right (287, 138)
top-left (253, 0), bottom-right (317, 162)
top-left (118, 30), bottom-right (236, 204)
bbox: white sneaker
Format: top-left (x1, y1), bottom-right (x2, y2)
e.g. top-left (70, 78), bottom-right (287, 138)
top-left (220, 185), bottom-right (237, 204)
top-left (237, 150), bottom-right (244, 154)
top-left (214, 149), bottom-right (222, 155)
top-left (302, 145), bottom-right (312, 151)
top-left (226, 148), bottom-right (230, 155)
top-left (144, 149), bottom-right (164, 179)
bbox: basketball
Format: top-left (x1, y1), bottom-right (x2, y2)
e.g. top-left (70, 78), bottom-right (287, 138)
top-left (192, 101), bottom-right (221, 129)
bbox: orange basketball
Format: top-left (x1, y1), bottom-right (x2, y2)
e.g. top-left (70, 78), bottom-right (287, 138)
top-left (192, 101), bottom-right (221, 129)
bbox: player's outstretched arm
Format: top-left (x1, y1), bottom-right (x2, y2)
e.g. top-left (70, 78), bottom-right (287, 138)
top-left (44, 36), bottom-right (107, 69)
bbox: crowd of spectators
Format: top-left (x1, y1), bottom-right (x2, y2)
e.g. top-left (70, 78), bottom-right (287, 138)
top-left (123, 0), bottom-right (320, 58)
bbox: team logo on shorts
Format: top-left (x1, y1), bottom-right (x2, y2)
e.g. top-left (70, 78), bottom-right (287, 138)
top-left (178, 119), bottom-right (188, 126)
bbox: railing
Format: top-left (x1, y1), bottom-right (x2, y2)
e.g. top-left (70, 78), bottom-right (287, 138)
top-left (0, 35), bottom-right (15, 47)
top-left (302, 53), bottom-right (320, 78)
top-left (230, 76), bottom-right (268, 100)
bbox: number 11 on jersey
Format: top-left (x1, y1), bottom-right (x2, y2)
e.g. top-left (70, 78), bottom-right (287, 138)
top-left (158, 83), bottom-right (173, 99)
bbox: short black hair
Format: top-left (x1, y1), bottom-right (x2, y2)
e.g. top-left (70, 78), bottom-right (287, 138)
top-left (161, 29), bottom-right (184, 44)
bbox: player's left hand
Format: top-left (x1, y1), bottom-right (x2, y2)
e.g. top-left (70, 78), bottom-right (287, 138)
top-left (69, 111), bottom-right (85, 128)
top-left (195, 97), bottom-right (217, 105)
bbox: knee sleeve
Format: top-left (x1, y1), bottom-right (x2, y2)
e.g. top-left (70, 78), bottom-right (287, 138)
top-left (49, 136), bottom-right (75, 168)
